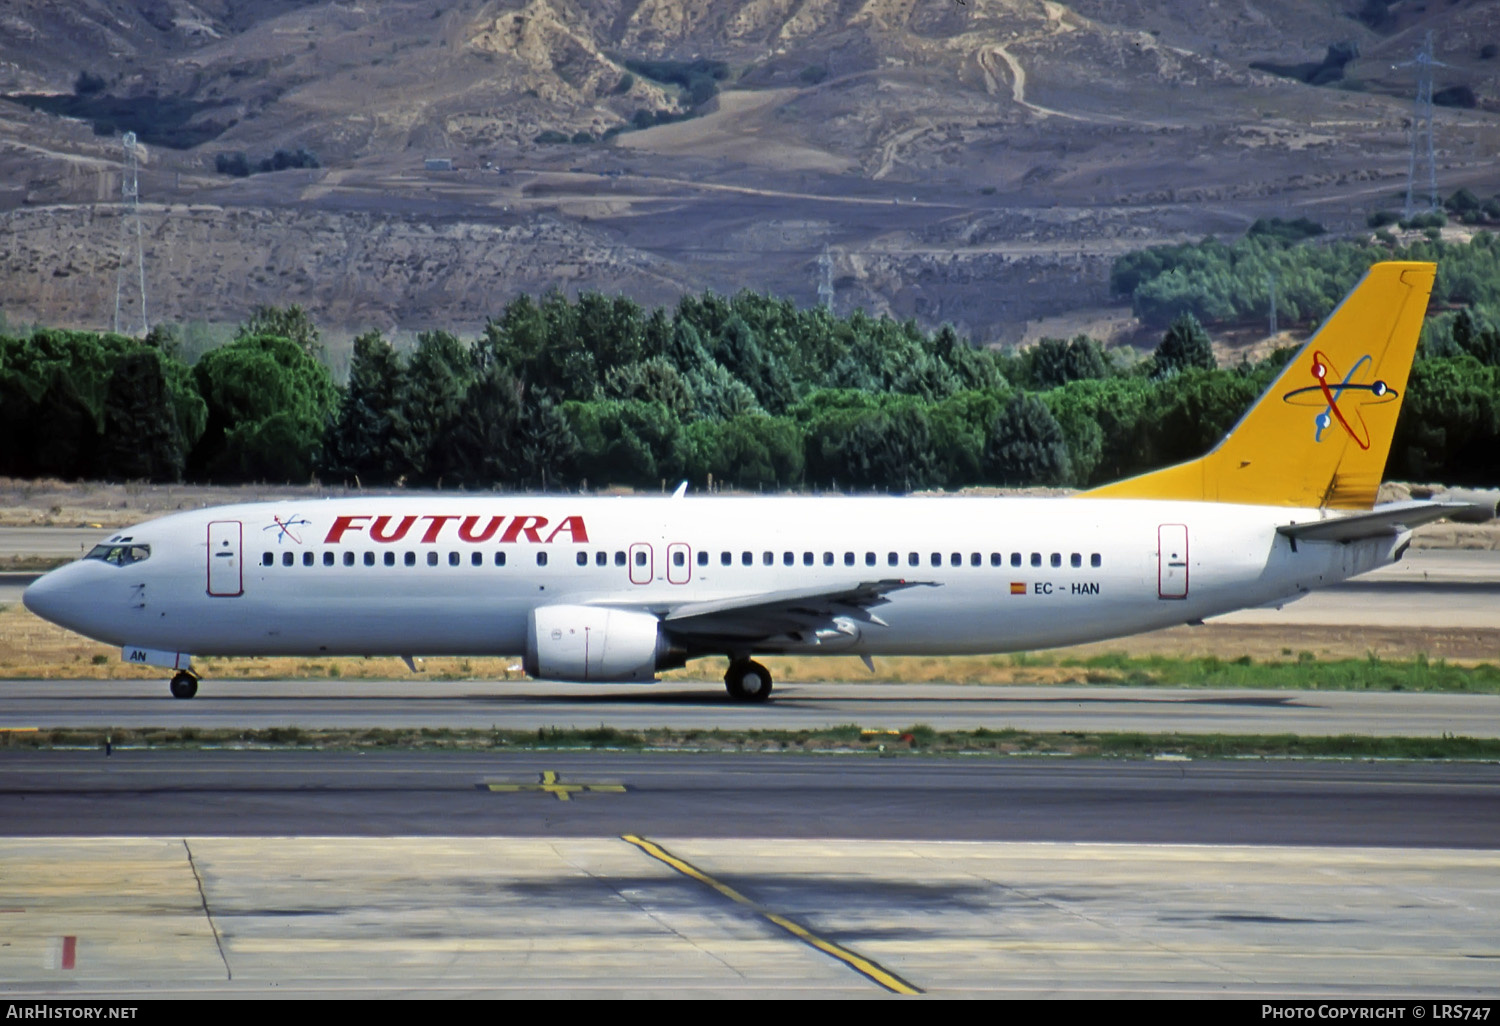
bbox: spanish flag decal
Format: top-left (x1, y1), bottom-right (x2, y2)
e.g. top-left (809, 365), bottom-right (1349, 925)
top-left (1010, 582), bottom-right (1026, 595)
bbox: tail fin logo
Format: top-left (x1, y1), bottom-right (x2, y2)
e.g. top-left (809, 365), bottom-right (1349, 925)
top-left (1280, 350), bottom-right (1397, 450)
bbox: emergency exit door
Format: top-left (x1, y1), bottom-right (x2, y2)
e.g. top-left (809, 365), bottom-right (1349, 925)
top-left (1158, 524), bottom-right (1188, 599)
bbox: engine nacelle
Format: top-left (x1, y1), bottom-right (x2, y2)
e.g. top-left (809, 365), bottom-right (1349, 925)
top-left (524, 604), bottom-right (671, 682)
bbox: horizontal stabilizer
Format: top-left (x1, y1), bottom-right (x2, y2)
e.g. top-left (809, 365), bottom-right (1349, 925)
top-left (1276, 501), bottom-right (1478, 543)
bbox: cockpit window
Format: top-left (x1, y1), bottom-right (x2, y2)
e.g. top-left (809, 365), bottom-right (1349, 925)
top-left (85, 543), bottom-right (150, 566)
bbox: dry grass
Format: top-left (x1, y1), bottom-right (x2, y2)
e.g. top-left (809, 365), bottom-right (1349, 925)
top-left (4, 601), bottom-right (1497, 684)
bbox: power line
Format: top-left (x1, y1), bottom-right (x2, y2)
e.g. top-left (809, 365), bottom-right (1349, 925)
top-left (816, 244), bottom-right (835, 311)
top-left (113, 131), bottom-right (148, 337)
top-left (1397, 30), bottom-right (1447, 219)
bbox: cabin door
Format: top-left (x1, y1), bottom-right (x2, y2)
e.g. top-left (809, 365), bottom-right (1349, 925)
top-left (1157, 524), bottom-right (1188, 600)
top-left (206, 520), bottom-right (244, 597)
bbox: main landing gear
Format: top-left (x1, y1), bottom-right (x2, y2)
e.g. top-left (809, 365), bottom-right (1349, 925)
top-left (724, 659), bottom-right (773, 703)
top-left (169, 670), bottom-right (199, 700)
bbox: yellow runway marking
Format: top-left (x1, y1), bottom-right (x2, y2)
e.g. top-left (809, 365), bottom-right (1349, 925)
top-left (622, 834), bottom-right (923, 995)
top-left (482, 770), bottom-right (626, 801)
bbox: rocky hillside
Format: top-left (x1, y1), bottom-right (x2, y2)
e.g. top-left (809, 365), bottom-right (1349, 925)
top-left (2, 1), bottom-right (1499, 344)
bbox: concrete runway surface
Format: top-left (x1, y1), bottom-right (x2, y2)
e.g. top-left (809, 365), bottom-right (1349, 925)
top-left (3, 680), bottom-right (1498, 736)
top-left (0, 753), bottom-right (1497, 998)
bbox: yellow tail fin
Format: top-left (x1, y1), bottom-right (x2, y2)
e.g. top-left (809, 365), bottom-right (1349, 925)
top-left (1081, 261), bottom-right (1435, 509)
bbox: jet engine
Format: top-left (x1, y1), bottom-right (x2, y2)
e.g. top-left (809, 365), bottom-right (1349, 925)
top-left (524, 605), bottom-right (680, 682)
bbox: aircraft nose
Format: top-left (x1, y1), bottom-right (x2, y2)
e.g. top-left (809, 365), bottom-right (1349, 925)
top-left (22, 566), bottom-right (83, 629)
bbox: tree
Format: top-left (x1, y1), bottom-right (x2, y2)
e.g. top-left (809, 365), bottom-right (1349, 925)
top-left (563, 399), bottom-right (686, 489)
top-left (74, 70), bottom-right (106, 96)
top-left (394, 330), bottom-right (472, 485)
top-left (1153, 313), bottom-right (1216, 377)
top-left (983, 393), bottom-right (1071, 486)
top-left (1029, 335), bottom-right (1109, 389)
top-left (236, 305), bottom-right (322, 359)
top-left (714, 315), bottom-right (796, 414)
top-left (684, 415), bottom-right (804, 492)
top-left (190, 334), bottom-right (337, 482)
top-left (322, 331), bottom-right (406, 485)
top-left (97, 347), bottom-right (210, 482)
top-left (448, 365), bottom-right (578, 490)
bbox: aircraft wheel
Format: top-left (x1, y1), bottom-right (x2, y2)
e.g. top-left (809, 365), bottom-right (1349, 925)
top-left (725, 659), bottom-right (773, 702)
top-left (169, 671), bottom-right (199, 700)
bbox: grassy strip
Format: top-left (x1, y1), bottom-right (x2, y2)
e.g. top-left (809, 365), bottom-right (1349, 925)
top-left (3, 725), bottom-right (1497, 760)
top-left (1043, 652), bottom-right (1500, 692)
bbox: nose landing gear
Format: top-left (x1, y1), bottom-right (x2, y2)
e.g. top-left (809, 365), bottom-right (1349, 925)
top-left (169, 670), bottom-right (199, 699)
top-left (724, 658), bottom-right (773, 702)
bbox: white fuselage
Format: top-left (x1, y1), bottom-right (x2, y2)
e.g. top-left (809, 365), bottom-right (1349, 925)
top-left (22, 495), bottom-right (1402, 671)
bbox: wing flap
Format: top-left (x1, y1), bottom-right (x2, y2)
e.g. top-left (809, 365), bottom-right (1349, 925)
top-left (646, 579), bottom-right (938, 642)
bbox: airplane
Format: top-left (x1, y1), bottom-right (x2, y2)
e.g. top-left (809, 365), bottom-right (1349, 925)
top-left (22, 261), bottom-right (1478, 702)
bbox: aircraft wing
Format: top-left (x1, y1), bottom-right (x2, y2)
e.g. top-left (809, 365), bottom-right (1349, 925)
top-left (1277, 500), bottom-right (1481, 543)
top-left (642, 579), bottom-right (938, 642)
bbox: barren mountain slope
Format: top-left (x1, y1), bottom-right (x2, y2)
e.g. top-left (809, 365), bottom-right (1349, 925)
top-left (2, 1), bottom-right (1498, 343)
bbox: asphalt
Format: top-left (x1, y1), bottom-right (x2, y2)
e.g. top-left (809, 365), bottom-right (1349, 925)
top-left (2, 753), bottom-right (1498, 998)
top-left (4, 679), bottom-right (1498, 736)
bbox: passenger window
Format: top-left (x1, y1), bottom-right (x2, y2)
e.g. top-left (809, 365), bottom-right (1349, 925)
top-left (383, 552), bottom-right (395, 567)
top-left (262, 552), bottom-right (274, 567)
top-left (303, 552), bottom-right (314, 567)
top-left (763, 552), bottom-right (773, 566)
top-left (283, 551), bottom-right (295, 567)
top-left (344, 552), bottom-right (355, 567)
top-left (970, 553), bottom-right (981, 567)
top-left (364, 552), bottom-right (375, 566)
top-left (844, 552), bottom-right (855, 567)
top-left (722, 552), bottom-right (732, 567)
top-left (449, 552), bottom-right (460, 567)
top-left (888, 552), bottom-right (898, 567)
top-left (635, 551), bottom-right (647, 567)
top-left (990, 553), bottom-right (1001, 567)
top-left (1091, 553), bottom-right (1102, 568)
top-left (324, 552), bottom-right (335, 567)
top-left (471, 552), bottom-right (482, 567)
top-left (866, 552), bottom-right (876, 567)
top-left (697, 551), bottom-right (708, 567)
top-left (1071, 553), bottom-right (1082, 568)
top-left (930, 553), bottom-right (941, 567)
top-left (1051, 553), bottom-right (1061, 568)
top-left (1030, 553), bottom-right (1041, 567)
top-left (742, 551), bottom-right (753, 566)
top-left (823, 552), bottom-right (834, 566)
top-left (577, 552), bottom-right (588, 567)
top-left (404, 551), bottom-right (416, 567)
top-left (951, 553), bottom-right (961, 567)
top-left (800, 552), bottom-right (811, 566)
top-left (1011, 553), bottom-right (1022, 568)
top-left (537, 552), bottom-right (548, 567)
top-left (908, 553), bottom-right (919, 567)
top-left (673, 551), bottom-right (685, 567)
top-left (427, 552), bottom-right (438, 567)
top-left (495, 552), bottom-right (507, 567)
top-left (596, 552), bottom-right (608, 566)
top-left (784, 552), bottom-right (794, 566)
top-left (614, 551), bottom-right (625, 567)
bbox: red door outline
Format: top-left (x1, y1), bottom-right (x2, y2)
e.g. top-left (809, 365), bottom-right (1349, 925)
top-left (207, 520), bottom-right (244, 597)
top-left (1158, 524), bottom-right (1188, 600)
top-left (667, 542), bottom-right (691, 585)
top-left (628, 542), bottom-right (653, 585)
